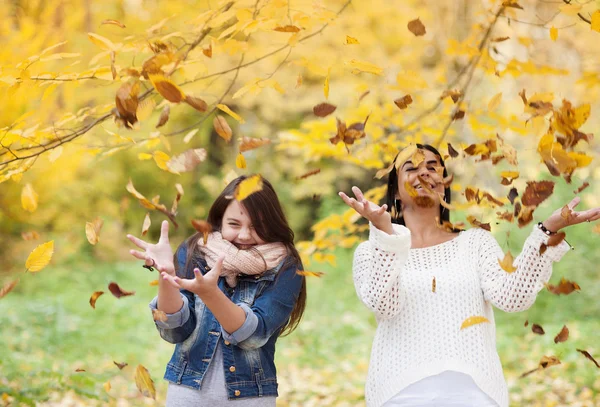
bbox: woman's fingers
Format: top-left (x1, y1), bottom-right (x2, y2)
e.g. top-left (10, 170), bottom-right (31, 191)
top-left (352, 186), bottom-right (365, 202)
top-left (129, 249), bottom-right (148, 261)
top-left (127, 234), bottom-right (148, 250)
top-left (339, 192), bottom-right (362, 213)
top-left (158, 220), bottom-right (170, 244)
top-left (567, 196), bottom-right (581, 211)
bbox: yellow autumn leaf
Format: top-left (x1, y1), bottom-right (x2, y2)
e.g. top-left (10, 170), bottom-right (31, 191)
top-left (236, 153), bottom-right (247, 169)
top-left (592, 11), bottom-right (600, 33)
top-left (324, 67), bottom-right (330, 99)
top-left (21, 183), bottom-right (38, 212)
top-left (460, 316), bottom-right (490, 329)
top-left (87, 32), bottom-right (116, 51)
top-left (134, 365), bottom-right (156, 399)
top-left (500, 171), bottom-right (519, 179)
top-left (142, 213), bottom-right (151, 236)
top-left (550, 26), bottom-right (558, 41)
top-left (153, 151), bottom-right (171, 171)
top-left (216, 104), bottom-right (244, 123)
top-left (394, 144), bottom-right (418, 169)
top-left (488, 92), bottom-right (502, 111)
top-left (103, 381), bottom-right (111, 393)
top-left (348, 59), bottom-right (384, 76)
top-left (345, 35), bottom-right (359, 44)
top-left (498, 251), bottom-right (517, 273)
top-left (235, 174), bottom-right (263, 201)
top-left (85, 218), bottom-right (104, 245)
top-left (138, 153), bottom-right (153, 160)
top-left (25, 241), bottom-right (54, 272)
top-left (572, 103), bottom-right (591, 129)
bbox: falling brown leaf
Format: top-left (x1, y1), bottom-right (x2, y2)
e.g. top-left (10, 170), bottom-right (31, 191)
top-left (532, 323), bottom-right (545, 335)
top-left (553, 325), bottom-right (569, 343)
top-left (149, 75), bottom-right (185, 103)
top-left (296, 270), bottom-right (325, 277)
top-left (415, 196), bottom-right (435, 208)
top-left (576, 349), bottom-right (600, 368)
top-left (115, 80), bottom-right (140, 128)
top-left (440, 89), bottom-right (463, 103)
top-left (394, 95), bottom-right (413, 109)
top-left (460, 316), bottom-right (490, 329)
top-left (297, 169), bottom-right (321, 180)
top-left (498, 251), bottom-right (517, 273)
top-left (141, 213), bottom-right (151, 236)
top-left (171, 183), bottom-right (184, 214)
top-left (407, 18), bottom-right (426, 36)
top-left (184, 95), bottom-right (208, 112)
top-left (166, 148), bottom-right (207, 173)
top-left (492, 36), bottom-right (510, 42)
top-left (520, 355), bottom-right (561, 378)
top-left (358, 90), bottom-right (370, 102)
top-left (213, 115), bottom-right (232, 142)
top-left (202, 45), bottom-right (212, 58)
top-left (447, 143), bottom-right (459, 158)
top-left (101, 19), bottom-right (126, 28)
top-left (517, 205), bottom-right (535, 228)
top-left (507, 188), bottom-right (519, 205)
top-left (114, 361), bottom-right (128, 370)
top-left (432, 277), bottom-right (436, 293)
top-left (110, 51), bottom-right (117, 80)
top-left (89, 291), bottom-right (104, 309)
top-left (238, 136), bottom-right (271, 153)
top-left (156, 105), bottom-right (170, 128)
top-left (313, 102), bottom-right (337, 117)
top-left (496, 211), bottom-right (514, 222)
top-left (452, 110), bottom-right (465, 121)
top-left (524, 320), bottom-right (529, 327)
top-left (573, 182), bottom-right (590, 194)
top-left (134, 364), bottom-right (156, 399)
top-left (21, 231), bottom-right (40, 240)
top-left (75, 368), bottom-right (86, 372)
top-left (522, 181), bottom-right (555, 207)
top-left (152, 309), bottom-right (168, 322)
top-left (108, 282), bottom-right (135, 298)
top-left (0, 279), bottom-right (19, 299)
top-left (191, 219), bottom-right (212, 245)
top-left (467, 216), bottom-right (491, 231)
top-left (546, 277), bottom-right (580, 295)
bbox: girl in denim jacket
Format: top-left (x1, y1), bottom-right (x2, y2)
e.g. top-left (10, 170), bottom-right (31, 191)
top-left (127, 175), bottom-right (306, 406)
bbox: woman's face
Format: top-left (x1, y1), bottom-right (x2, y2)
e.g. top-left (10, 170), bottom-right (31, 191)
top-left (221, 200), bottom-right (266, 249)
top-left (396, 149), bottom-right (446, 207)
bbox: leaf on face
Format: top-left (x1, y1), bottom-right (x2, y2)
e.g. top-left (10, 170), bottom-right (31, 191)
top-left (141, 213), bottom-right (151, 236)
top-left (467, 216), bottom-right (491, 231)
top-left (394, 95), bottom-right (413, 109)
top-left (108, 282), bottom-right (135, 298)
top-left (296, 270), bottom-right (324, 277)
top-left (532, 323), bottom-right (545, 335)
top-left (345, 35), bottom-right (359, 44)
top-left (26, 241), bottom-right (54, 272)
top-left (546, 277), bottom-right (580, 295)
top-left (313, 102), bottom-right (337, 117)
top-left (149, 75), bottom-right (185, 103)
top-left (89, 291), bottom-right (104, 309)
top-left (101, 19), bottom-right (126, 28)
top-left (394, 144), bottom-right (418, 170)
top-left (85, 218), bottom-right (104, 245)
top-left (184, 95), bottom-right (208, 112)
top-left (553, 325), bottom-right (569, 343)
top-left (235, 174), bottom-right (264, 201)
top-left (460, 316), bottom-right (490, 329)
top-left (498, 251), bottom-right (517, 273)
top-left (576, 349), bottom-right (600, 368)
top-left (156, 105), bottom-right (170, 128)
top-left (134, 364), bottom-right (156, 399)
top-left (0, 279), bottom-right (19, 299)
top-left (21, 183), bottom-right (39, 212)
top-left (407, 18), bottom-right (426, 36)
top-left (142, 52), bottom-right (176, 78)
top-left (404, 182), bottom-right (419, 198)
top-left (238, 136), bottom-right (271, 153)
top-left (236, 153), bottom-right (247, 169)
top-left (213, 116), bottom-right (232, 142)
top-left (522, 181), bottom-right (554, 207)
top-left (152, 309), bottom-right (168, 322)
top-left (411, 149), bottom-right (425, 167)
top-left (191, 219), bottom-right (212, 245)
top-left (415, 196), bottom-right (435, 208)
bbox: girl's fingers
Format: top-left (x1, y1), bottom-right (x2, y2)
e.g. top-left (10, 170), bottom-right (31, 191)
top-left (158, 220), bottom-right (170, 244)
top-left (127, 234), bottom-right (149, 250)
top-left (193, 268), bottom-right (205, 282)
top-left (352, 186), bottom-right (365, 202)
top-left (567, 196), bottom-right (581, 211)
top-left (161, 273), bottom-right (182, 289)
top-left (129, 249), bottom-right (147, 261)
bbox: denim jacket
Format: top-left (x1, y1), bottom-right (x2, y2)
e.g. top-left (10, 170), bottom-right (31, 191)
top-left (149, 242), bottom-right (303, 400)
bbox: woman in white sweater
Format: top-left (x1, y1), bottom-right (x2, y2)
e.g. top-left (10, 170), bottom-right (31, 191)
top-left (339, 144), bottom-right (600, 407)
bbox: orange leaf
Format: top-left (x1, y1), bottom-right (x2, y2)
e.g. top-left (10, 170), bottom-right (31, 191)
top-left (191, 219), bottom-right (212, 245)
top-left (522, 181), bottom-right (554, 207)
top-left (149, 75), bottom-right (185, 103)
top-left (296, 270), bottom-right (324, 277)
top-left (313, 102), bottom-right (337, 117)
top-left (108, 282), bottom-right (135, 298)
top-left (546, 277), bottom-right (580, 295)
top-left (532, 323), bottom-right (545, 335)
top-left (238, 137), bottom-right (271, 153)
top-left (553, 325), bottom-right (569, 343)
top-left (185, 95), bottom-right (208, 112)
top-left (394, 95), bottom-right (413, 109)
top-left (156, 105), bottom-right (170, 128)
top-left (460, 316), bottom-right (489, 329)
top-left (213, 116), bottom-right (232, 142)
top-left (89, 291), bottom-right (104, 309)
top-left (498, 251), bottom-right (517, 273)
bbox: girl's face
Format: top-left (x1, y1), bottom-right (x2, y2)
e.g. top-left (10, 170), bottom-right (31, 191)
top-left (396, 149), bottom-right (446, 206)
top-left (221, 200), bottom-right (266, 249)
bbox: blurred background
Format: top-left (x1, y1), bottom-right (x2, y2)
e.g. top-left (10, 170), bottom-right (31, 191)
top-left (1, 0), bottom-right (599, 405)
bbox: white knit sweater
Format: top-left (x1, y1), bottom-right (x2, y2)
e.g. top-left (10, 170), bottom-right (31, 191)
top-left (353, 222), bottom-right (570, 407)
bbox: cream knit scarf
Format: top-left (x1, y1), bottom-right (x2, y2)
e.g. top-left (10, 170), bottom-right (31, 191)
top-left (199, 232), bottom-right (288, 287)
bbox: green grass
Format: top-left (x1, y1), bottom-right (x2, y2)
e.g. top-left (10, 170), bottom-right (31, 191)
top-left (2, 203), bottom-right (600, 406)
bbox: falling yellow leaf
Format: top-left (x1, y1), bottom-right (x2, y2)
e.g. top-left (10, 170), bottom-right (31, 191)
top-left (296, 270), bottom-right (325, 277)
top-left (236, 153), bottom-right (247, 169)
top-left (394, 144), bottom-right (418, 169)
top-left (21, 183), bottom-right (38, 212)
top-left (138, 153), bottom-right (153, 160)
top-left (592, 11), bottom-right (600, 32)
top-left (89, 291), bottom-right (104, 309)
top-left (348, 59), bottom-right (384, 76)
top-left (25, 241), bottom-right (54, 272)
top-left (103, 381), bottom-right (111, 392)
top-left (550, 26), bottom-right (558, 41)
top-left (498, 251), bottom-right (517, 273)
top-left (142, 213), bottom-right (151, 236)
top-left (235, 175), bottom-right (263, 201)
top-left (87, 32), bottom-right (116, 51)
top-left (153, 151), bottom-right (171, 171)
top-left (488, 92), bottom-right (503, 111)
top-left (85, 217), bottom-right (104, 245)
top-left (411, 149), bottom-right (425, 167)
top-left (149, 280), bottom-right (159, 286)
top-left (460, 316), bottom-right (490, 329)
top-left (324, 67), bottom-right (330, 99)
top-left (134, 365), bottom-right (156, 399)
top-left (216, 104), bottom-right (244, 123)
top-left (101, 19), bottom-right (126, 28)
top-left (346, 35), bottom-right (359, 44)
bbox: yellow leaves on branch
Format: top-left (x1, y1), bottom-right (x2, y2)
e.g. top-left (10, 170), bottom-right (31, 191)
top-left (21, 183), bottom-right (38, 212)
top-left (134, 365), bottom-right (156, 399)
top-left (85, 218), bottom-right (104, 245)
top-left (235, 175), bottom-right (264, 201)
top-left (25, 241), bottom-right (54, 272)
top-left (460, 316), bottom-right (490, 329)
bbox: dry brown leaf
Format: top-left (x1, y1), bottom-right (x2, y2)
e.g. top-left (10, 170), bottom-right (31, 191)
top-left (213, 115), bottom-right (232, 142)
top-left (440, 89), bottom-right (463, 103)
top-left (507, 188), bottom-right (519, 205)
top-left (447, 143), bottom-right (459, 158)
top-left (296, 270), bottom-right (324, 277)
top-left (517, 205), bottom-right (535, 228)
top-left (467, 215), bottom-right (491, 231)
top-left (134, 364), bottom-right (156, 399)
top-left (202, 45), bottom-right (212, 58)
top-left (171, 183), bottom-right (184, 214)
top-left (274, 25), bottom-right (301, 32)
top-left (532, 323), bottom-right (545, 335)
top-left (114, 361), bottom-right (128, 370)
top-left (152, 309), bottom-right (168, 322)
top-left (576, 349), bottom-right (600, 368)
top-left (546, 277), bottom-right (580, 295)
top-left (522, 181), bottom-right (555, 207)
top-left (108, 282), bottom-right (135, 298)
top-left (141, 213), bottom-right (151, 236)
top-left (573, 182), bottom-right (590, 194)
top-left (313, 102), bottom-right (337, 117)
top-left (432, 277), bottom-right (436, 293)
top-left (524, 320), bottom-right (529, 327)
top-left (415, 196), bottom-right (435, 208)
top-left (191, 219), bottom-right (212, 245)
top-left (89, 291), bottom-right (104, 309)
top-left (0, 279), bottom-right (19, 299)
top-left (101, 19), bottom-right (126, 28)
top-left (115, 80), bottom-right (140, 128)
top-left (452, 110), bottom-right (465, 121)
top-left (166, 148), bottom-right (207, 173)
top-left (149, 75), bottom-right (185, 103)
top-left (297, 169), bottom-right (321, 180)
top-left (238, 136), bottom-right (271, 153)
top-left (407, 18), bottom-right (426, 36)
top-left (553, 325), bottom-right (569, 343)
top-left (394, 95), bottom-right (413, 109)
top-left (156, 105), bottom-right (170, 128)
top-left (184, 95), bottom-right (208, 112)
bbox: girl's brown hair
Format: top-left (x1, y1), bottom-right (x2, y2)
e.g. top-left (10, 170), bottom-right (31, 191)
top-left (180, 175), bottom-right (306, 336)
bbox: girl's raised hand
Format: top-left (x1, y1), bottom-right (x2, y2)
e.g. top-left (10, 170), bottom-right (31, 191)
top-left (127, 220), bottom-right (175, 274)
top-left (543, 196), bottom-right (600, 232)
top-left (161, 256), bottom-right (224, 298)
top-left (339, 186), bottom-right (393, 234)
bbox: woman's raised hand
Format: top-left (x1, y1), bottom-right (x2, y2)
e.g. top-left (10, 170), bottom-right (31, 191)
top-left (127, 220), bottom-right (175, 274)
top-left (161, 256), bottom-right (224, 298)
top-left (542, 196), bottom-right (600, 233)
top-left (339, 186), bottom-right (393, 234)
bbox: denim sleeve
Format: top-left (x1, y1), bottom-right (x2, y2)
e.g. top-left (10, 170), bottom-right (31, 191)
top-left (233, 261), bottom-right (304, 350)
top-left (150, 243), bottom-right (198, 344)
top-left (220, 303), bottom-right (259, 344)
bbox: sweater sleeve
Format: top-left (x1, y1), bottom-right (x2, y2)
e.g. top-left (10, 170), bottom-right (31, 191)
top-left (352, 222), bottom-right (412, 319)
top-left (475, 225), bottom-right (570, 313)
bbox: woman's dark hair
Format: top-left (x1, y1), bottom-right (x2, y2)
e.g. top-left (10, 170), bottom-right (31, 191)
top-left (386, 144), bottom-right (452, 226)
top-left (181, 175), bottom-right (306, 336)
